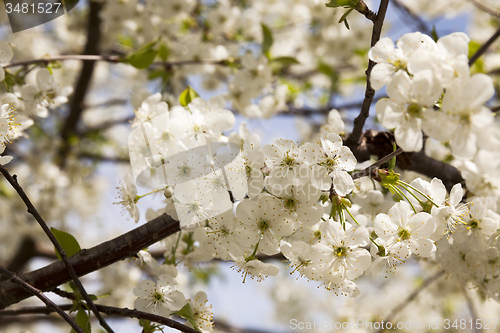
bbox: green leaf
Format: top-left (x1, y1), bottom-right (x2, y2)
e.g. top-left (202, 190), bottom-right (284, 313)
top-left (339, 8), bottom-right (354, 25)
top-left (431, 25), bottom-right (439, 43)
top-left (50, 227), bottom-right (81, 260)
top-left (261, 24), bottom-right (274, 57)
top-left (173, 303), bottom-right (200, 332)
top-left (179, 86), bottom-right (200, 107)
top-left (272, 56), bottom-right (300, 66)
top-left (343, 18), bottom-right (350, 30)
top-left (158, 43), bottom-right (170, 61)
top-left (125, 41), bottom-right (158, 69)
top-left (325, 0), bottom-right (359, 8)
top-left (70, 308), bottom-right (91, 333)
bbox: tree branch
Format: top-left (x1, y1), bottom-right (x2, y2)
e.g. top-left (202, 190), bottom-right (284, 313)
top-left (0, 164), bottom-right (114, 333)
top-left (0, 266), bottom-right (83, 333)
top-left (462, 285), bottom-right (480, 333)
top-left (351, 147), bottom-right (404, 180)
top-left (57, 0), bottom-right (104, 167)
top-left (344, 0), bottom-right (389, 148)
top-left (0, 213), bottom-right (180, 309)
top-left (0, 304), bottom-right (200, 333)
top-left (378, 270), bottom-right (444, 332)
top-left (392, 0), bottom-right (432, 35)
top-left (469, 25), bottom-right (500, 66)
top-left (468, 0), bottom-right (500, 17)
top-left (347, 130), bottom-right (464, 191)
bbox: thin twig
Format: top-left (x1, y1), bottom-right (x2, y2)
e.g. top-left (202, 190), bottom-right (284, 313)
top-left (0, 266), bottom-right (83, 333)
top-left (462, 285), bottom-right (481, 333)
top-left (469, 25), bottom-right (500, 66)
top-left (351, 147), bottom-right (404, 180)
top-left (0, 164), bottom-right (114, 333)
top-left (392, 0), bottom-right (432, 35)
top-left (0, 304), bottom-right (200, 333)
top-left (468, 0), bottom-right (500, 17)
top-left (345, 0), bottom-right (390, 148)
top-left (379, 270), bottom-right (445, 332)
top-left (492, 105), bottom-right (500, 112)
top-left (2, 55), bottom-right (229, 69)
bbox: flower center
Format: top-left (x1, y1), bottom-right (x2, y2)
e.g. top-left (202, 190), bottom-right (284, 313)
top-left (407, 103), bottom-right (423, 118)
top-left (245, 165), bottom-right (252, 178)
top-left (334, 245), bottom-right (348, 258)
top-left (153, 291), bottom-right (164, 304)
top-left (469, 219), bottom-right (479, 229)
top-left (179, 165), bottom-right (192, 176)
top-left (258, 218), bottom-right (271, 232)
top-left (398, 228), bottom-right (411, 241)
top-left (283, 197), bottom-right (298, 212)
top-left (280, 152), bottom-right (297, 170)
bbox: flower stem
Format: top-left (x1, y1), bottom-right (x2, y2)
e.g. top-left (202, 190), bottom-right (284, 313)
top-left (134, 188), bottom-right (164, 203)
top-left (391, 185), bottom-right (418, 214)
top-left (398, 181), bottom-right (439, 207)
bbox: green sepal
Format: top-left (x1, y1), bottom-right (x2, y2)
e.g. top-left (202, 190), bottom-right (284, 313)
top-left (378, 169), bottom-right (400, 190)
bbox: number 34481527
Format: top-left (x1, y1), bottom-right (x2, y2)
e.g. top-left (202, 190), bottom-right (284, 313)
top-left (5, 2), bottom-right (62, 14)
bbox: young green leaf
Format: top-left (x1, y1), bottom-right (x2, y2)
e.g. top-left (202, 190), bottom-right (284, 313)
top-left (50, 227), bottom-right (81, 260)
top-left (174, 303), bottom-right (201, 332)
top-left (179, 86), bottom-right (200, 107)
top-left (272, 56), bottom-right (300, 66)
top-left (125, 41), bottom-right (158, 69)
top-left (158, 43), bottom-right (170, 61)
top-left (431, 25), bottom-right (439, 43)
top-left (326, 0), bottom-right (359, 8)
top-left (70, 308), bottom-right (91, 333)
top-left (261, 24), bottom-right (274, 56)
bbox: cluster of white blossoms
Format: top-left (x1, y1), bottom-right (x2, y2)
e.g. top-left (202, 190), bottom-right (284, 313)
top-left (371, 31), bottom-right (498, 158)
top-left (126, 83), bottom-right (500, 302)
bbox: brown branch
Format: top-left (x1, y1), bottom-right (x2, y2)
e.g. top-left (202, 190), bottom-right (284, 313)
top-left (351, 147), bottom-right (404, 180)
top-left (78, 153), bottom-right (130, 163)
top-left (378, 270), bottom-right (445, 332)
top-left (392, 0), bottom-right (432, 35)
top-left (0, 164), bottom-right (114, 333)
top-left (3, 56), bottom-right (230, 70)
top-left (469, 25), bottom-right (500, 66)
top-left (355, 0), bottom-right (378, 22)
top-left (344, 0), bottom-right (389, 148)
top-left (492, 105), bottom-right (500, 112)
top-left (57, 1), bottom-right (104, 168)
top-left (2, 55), bottom-right (120, 68)
top-left (0, 304), bottom-right (200, 333)
top-left (468, 0), bottom-right (500, 17)
top-left (0, 213), bottom-right (180, 309)
top-left (347, 130), bottom-right (464, 192)
top-left (6, 237), bottom-right (37, 273)
top-left (0, 266), bottom-right (83, 333)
